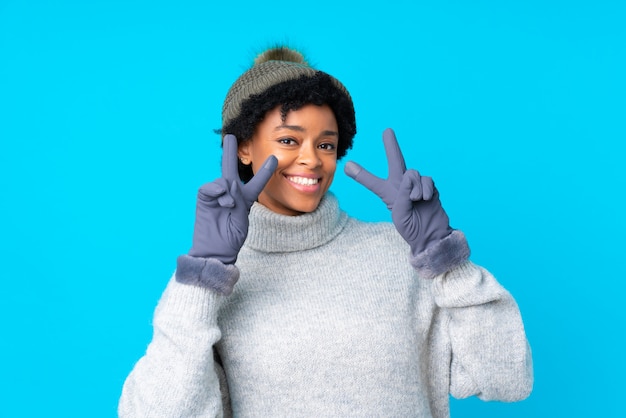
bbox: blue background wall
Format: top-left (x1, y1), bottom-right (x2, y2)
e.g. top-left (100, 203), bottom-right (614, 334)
top-left (1, 0), bottom-right (624, 416)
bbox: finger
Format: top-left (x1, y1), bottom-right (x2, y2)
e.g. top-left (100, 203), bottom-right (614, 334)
top-left (344, 161), bottom-right (392, 204)
top-left (421, 176), bottom-right (434, 201)
top-left (222, 134), bottom-right (239, 182)
top-left (394, 172), bottom-right (419, 214)
top-left (404, 170), bottom-right (424, 201)
top-left (217, 192), bottom-right (235, 208)
top-left (382, 128), bottom-right (407, 183)
top-left (203, 178), bottom-right (234, 207)
top-left (228, 180), bottom-right (243, 214)
top-left (242, 155), bottom-right (278, 207)
top-left (198, 182), bottom-right (226, 199)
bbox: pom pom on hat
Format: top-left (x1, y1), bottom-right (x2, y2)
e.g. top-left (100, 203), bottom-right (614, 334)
top-left (254, 47), bottom-right (308, 66)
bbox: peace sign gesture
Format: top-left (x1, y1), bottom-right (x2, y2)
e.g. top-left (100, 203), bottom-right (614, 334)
top-left (344, 128), bottom-right (452, 255)
top-left (188, 134), bottom-right (277, 264)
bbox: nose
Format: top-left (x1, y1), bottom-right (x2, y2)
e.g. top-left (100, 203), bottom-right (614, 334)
top-left (297, 143), bottom-right (322, 168)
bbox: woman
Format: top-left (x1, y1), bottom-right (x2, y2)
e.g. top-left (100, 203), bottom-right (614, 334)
top-left (119, 47), bottom-right (533, 417)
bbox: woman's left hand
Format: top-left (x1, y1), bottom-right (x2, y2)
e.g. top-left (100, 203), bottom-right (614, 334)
top-left (344, 128), bottom-right (452, 254)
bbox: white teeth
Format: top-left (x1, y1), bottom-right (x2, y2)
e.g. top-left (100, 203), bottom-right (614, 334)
top-left (288, 176), bottom-right (319, 186)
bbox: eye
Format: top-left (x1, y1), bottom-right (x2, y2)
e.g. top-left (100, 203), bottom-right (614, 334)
top-left (278, 137), bottom-right (297, 145)
top-left (319, 142), bottom-right (337, 151)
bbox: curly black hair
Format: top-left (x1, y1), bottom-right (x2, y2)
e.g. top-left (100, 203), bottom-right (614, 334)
top-left (220, 71), bottom-right (357, 183)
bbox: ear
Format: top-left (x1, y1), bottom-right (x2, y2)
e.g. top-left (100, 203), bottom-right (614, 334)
top-left (237, 141), bottom-right (252, 165)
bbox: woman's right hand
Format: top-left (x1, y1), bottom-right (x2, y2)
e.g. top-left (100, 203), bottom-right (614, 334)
top-left (188, 134), bottom-right (277, 264)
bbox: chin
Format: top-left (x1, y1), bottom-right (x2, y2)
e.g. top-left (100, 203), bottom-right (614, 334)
top-left (286, 196), bottom-right (324, 215)
top-left (259, 191), bottom-right (326, 216)
top-left (293, 202), bottom-right (321, 214)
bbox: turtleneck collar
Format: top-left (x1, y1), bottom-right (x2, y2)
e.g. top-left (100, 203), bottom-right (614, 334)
top-left (244, 192), bottom-right (348, 253)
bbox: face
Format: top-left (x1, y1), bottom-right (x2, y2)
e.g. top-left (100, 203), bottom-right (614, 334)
top-left (238, 104), bottom-right (339, 216)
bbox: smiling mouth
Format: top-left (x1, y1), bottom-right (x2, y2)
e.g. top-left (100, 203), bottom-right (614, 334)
top-left (286, 176), bottom-right (320, 186)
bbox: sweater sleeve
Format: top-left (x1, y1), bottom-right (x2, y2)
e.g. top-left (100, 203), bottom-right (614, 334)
top-left (432, 261), bottom-right (533, 402)
top-left (118, 268), bottom-right (235, 417)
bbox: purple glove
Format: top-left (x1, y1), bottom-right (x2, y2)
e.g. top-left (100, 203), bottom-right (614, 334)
top-left (344, 128), bottom-right (452, 255)
top-left (188, 134), bottom-right (277, 264)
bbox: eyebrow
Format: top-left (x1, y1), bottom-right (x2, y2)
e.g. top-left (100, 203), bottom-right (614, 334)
top-left (274, 125), bottom-right (339, 137)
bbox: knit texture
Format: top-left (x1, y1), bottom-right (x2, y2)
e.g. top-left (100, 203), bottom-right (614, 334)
top-left (222, 54), bottom-right (352, 127)
top-left (176, 255), bottom-right (240, 295)
top-left (119, 193), bottom-right (533, 417)
top-left (410, 230), bottom-right (471, 279)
